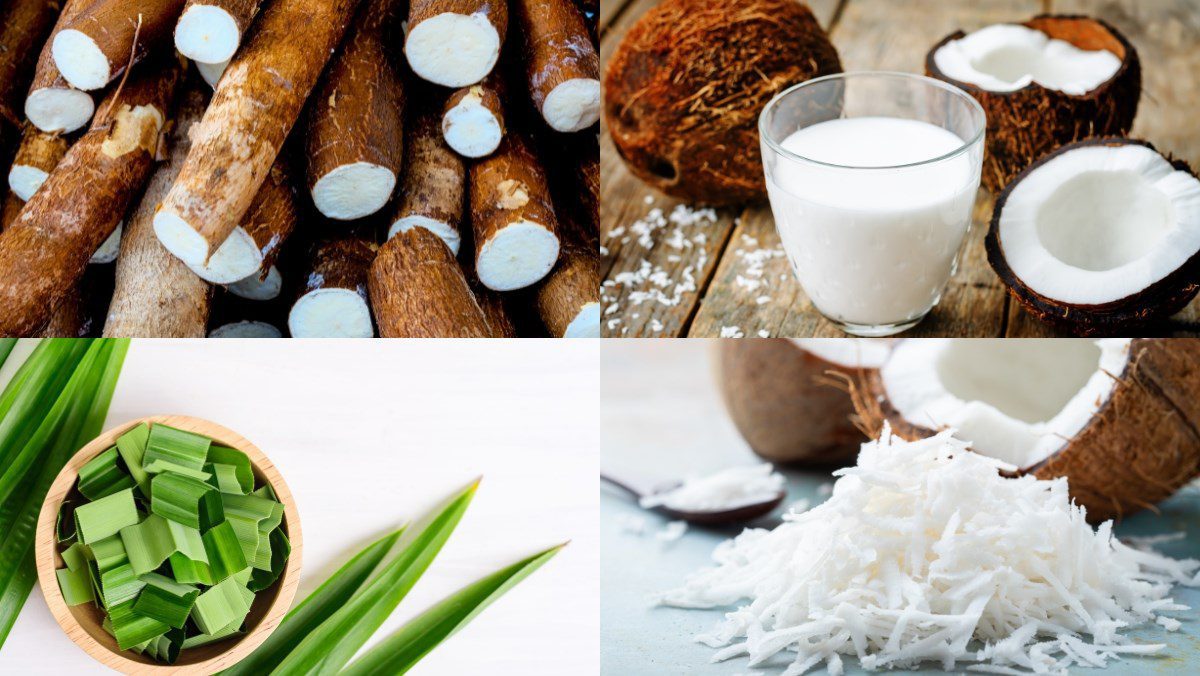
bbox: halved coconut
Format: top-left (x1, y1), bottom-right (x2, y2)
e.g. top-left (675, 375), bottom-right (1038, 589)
top-left (717, 339), bottom-right (892, 464)
top-left (867, 338), bottom-right (1200, 521)
top-left (927, 15), bottom-right (1140, 192)
top-left (986, 138), bottom-right (1200, 333)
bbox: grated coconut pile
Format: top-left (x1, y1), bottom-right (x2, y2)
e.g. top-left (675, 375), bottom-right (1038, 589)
top-left (658, 426), bottom-right (1199, 675)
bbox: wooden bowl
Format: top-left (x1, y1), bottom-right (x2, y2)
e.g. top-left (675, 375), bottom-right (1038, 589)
top-left (35, 415), bottom-right (303, 675)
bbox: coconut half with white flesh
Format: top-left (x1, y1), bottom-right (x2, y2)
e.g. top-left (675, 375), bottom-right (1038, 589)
top-left (927, 15), bottom-right (1140, 192)
top-left (868, 338), bottom-right (1200, 521)
top-left (717, 338), bottom-right (892, 465)
top-left (987, 138), bottom-right (1200, 333)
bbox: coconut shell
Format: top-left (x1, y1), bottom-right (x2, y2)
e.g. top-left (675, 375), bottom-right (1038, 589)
top-left (603, 0), bottom-right (841, 205)
top-left (717, 340), bottom-right (871, 465)
top-left (926, 14), bottom-right (1140, 193)
top-left (986, 138), bottom-right (1200, 335)
top-left (866, 339), bottom-right (1200, 522)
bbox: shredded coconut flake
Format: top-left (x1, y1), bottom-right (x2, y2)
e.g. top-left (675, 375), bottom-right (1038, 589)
top-left (658, 426), bottom-right (1199, 675)
top-left (720, 326), bottom-right (745, 338)
top-left (658, 520), bottom-right (689, 543)
top-left (641, 464), bottom-right (785, 512)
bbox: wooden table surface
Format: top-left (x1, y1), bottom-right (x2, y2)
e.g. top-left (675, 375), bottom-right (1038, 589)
top-left (600, 0), bottom-right (1200, 337)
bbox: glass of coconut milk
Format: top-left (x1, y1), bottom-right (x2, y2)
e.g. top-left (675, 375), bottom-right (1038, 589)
top-left (759, 72), bottom-right (986, 336)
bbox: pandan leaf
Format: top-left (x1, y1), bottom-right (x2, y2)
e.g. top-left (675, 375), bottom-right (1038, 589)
top-left (74, 488), bottom-right (139, 544)
top-left (143, 425), bottom-right (211, 476)
top-left (342, 543), bottom-right (565, 675)
top-left (191, 577), bottom-right (254, 635)
top-left (203, 521), bottom-right (249, 583)
top-left (77, 448), bottom-right (135, 500)
top-left (115, 423), bottom-right (151, 496)
top-left (108, 600), bottom-right (170, 650)
top-left (134, 573), bottom-right (199, 629)
top-left (207, 445), bottom-right (254, 494)
top-left (151, 472), bottom-right (223, 531)
top-left (120, 513), bottom-right (207, 576)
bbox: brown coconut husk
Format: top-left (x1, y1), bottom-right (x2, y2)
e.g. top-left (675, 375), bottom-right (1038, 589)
top-left (716, 340), bottom-right (877, 465)
top-left (863, 339), bottom-right (1200, 522)
top-left (985, 138), bottom-right (1200, 336)
top-left (603, 0), bottom-right (841, 206)
top-left (926, 14), bottom-right (1140, 193)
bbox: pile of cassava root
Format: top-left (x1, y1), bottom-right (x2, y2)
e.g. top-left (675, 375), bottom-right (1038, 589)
top-left (0, 0), bottom-right (601, 338)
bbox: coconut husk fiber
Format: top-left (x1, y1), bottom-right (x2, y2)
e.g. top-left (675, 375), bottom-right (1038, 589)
top-left (926, 14), bottom-right (1140, 193)
top-left (604, 0), bottom-right (841, 206)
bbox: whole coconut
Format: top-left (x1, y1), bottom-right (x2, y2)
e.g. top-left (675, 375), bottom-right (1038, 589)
top-left (604, 0), bottom-right (842, 206)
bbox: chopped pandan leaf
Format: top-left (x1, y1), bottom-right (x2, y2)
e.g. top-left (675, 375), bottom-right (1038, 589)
top-left (142, 627), bottom-right (184, 664)
top-left (170, 552), bottom-right (214, 586)
top-left (61, 542), bottom-right (91, 572)
top-left (108, 600), bottom-right (170, 650)
top-left (142, 425), bottom-right (211, 476)
top-left (115, 423), bottom-right (151, 496)
top-left (250, 528), bottom-right (290, 592)
top-left (191, 577), bottom-right (254, 635)
top-left (74, 488), bottom-right (138, 544)
top-left (252, 484), bottom-right (276, 501)
top-left (134, 573), bottom-right (199, 629)
top-left (223, 528), bottom-right (405, 675)
top-left (77, 447), bottom-right (135, 500)
top-left (100, 563), bottom-right (146, 607)
top-left (56, 500), bottom-right (77, 542)
top-left (181, 619), bottom-right (243, 649)
top-left (273, 482), bottom-right (478, 674)
top-left (57, 567), bottom-right (95, 606)
top-left (151, 473), bottom-right (223, 531)
top-left (343, 543), bottom-right (565, 675)
top-left (222, 493), bottom-right (283, 568)
top-left (88, 535), bottom-right (129, 573)
top-left (120, 514), bottom-right (207, 576)
top-left (207, 446), bottom-right (254, 494)
top-left (203, 521), bottom-right (249, 583)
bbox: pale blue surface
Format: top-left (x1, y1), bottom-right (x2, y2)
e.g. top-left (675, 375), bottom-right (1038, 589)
top-left (601, 469), bottom-right (1200, 676)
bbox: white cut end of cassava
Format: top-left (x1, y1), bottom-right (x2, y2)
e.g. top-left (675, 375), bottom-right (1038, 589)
top-left (640, 463), bottom-right (784, 511)
top-left (564, 302), bottom-right (600, 338)
top-left (542, 78), bottom-right (602, 132)
top-left (25, 88), bottom-right (95, 133)
top-left (880, 338), bottom-right (1131, 467)
top-left (997, 143), bottom-right (1200, 305)
top-left (476, 221), bottom-right (561, 291)
top-left (8, 166), bottom-right (49, 202)
top-left (405, 12), bottom-right (501, 87)
top-left (443, 99), bottom-right (502, 157)
top-left (196, 59), bottom-right (229, 88)
top-left (388, 216), bottom-right (461, 256)
top-left (153, 210), bottom-right (209, 267)
top-left (89, 223), bottom-right (123, 264)
top-left (175, 5), bottom-right (241, 64)
top-left (933, 24), bottom-right (1121, 95)
top-left (208, 321), bottom-right (282, 338)
top-left (288, 289), bottom-right (374, 338)
top-left (228, 265), bottom-right (282, 301)
top-left (52, 29), bottom-right (111, 91)
top-left (184, 226), bottom-right (263, 284)
top-left (790, 338), bottom-right (892, 368)
top-left (311, 162), bottom-right (397, 221)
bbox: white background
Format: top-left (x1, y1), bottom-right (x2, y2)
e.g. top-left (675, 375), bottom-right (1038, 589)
top-left (1, 339), bottom-right (599, 675)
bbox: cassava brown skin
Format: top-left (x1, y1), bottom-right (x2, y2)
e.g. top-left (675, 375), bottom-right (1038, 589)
top-left (867, 340), bottom-right (1200, 522)
top-left (241, 158), bottom-right (299, 275)
top-left (604, 0), bottom-right (841, 205)
top-left (573, 0), bottom-right (598, 43)
top-left (24, 0), bottom-right (94, 132)
top-left (718, 340), bottom-right (876, 465)
top-left (156, 0), bottom-right (361, 262)
top-left (927, 15), bottom-right (1140, 193)
top-left (9, 125), bottom-right (70, 196)
top-left (55, 0), bottom-right (187, 89)
top-left (105, 83), bottom-right (212, 338)
top-left (368, 227), bottom-right (491, 338)
top-left (305, 0), bottom-right (405, 218)
top-left (442, 71), bottom-right (505, 156)
top-left (391, 105), bottom-right (464, 245)
top-left (985, 138), bottom-right (1200, 335)
top-left (469, 130), bottom-right (560, 285)
top-left (0, 52), bottom-right (184, 337)
top-left (535, 236), bottom-right (598, 337)
top-left (0, 0), bottom-right (62, 132)
top-left (294, 236), bottom-right (376, 310)
top-left (459, 223), bottom-right (518, 337)
top-left (0, 193), bottom-right (22, 231)
top-left (512, 0), bottom-right (598, 132)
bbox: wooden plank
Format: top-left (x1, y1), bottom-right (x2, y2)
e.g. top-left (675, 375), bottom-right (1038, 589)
top-left (1002, 0), bottom-right (1200, 336)
top-left (599, 0), bottom-right (841, 337)
top-left (689, 0), bottom-right (1037, 337)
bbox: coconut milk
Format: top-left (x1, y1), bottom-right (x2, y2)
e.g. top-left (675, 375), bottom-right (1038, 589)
top-left (766, 116), bottom-right (979, 328)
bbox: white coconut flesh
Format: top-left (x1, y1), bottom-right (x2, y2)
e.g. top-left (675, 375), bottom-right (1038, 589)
top-left (288, 289), bottom-right (374, 338)
top-left (443, 94), bottom-right (503, 158)
top-left (388, 216), bottom-right (461, 256)
top-left (89, 222), bottom-right (123, 264)
top-left (25, 87), bottom-right (95, 133)
top-left (405, 12), bottom-right (500, 88)
top-left (185, 226), bottom-right (264, 284)
top-left (51, 29), bottom-right (111, 91)
top-left (227, 265), bottom-right (282, 301)
top-left (997, 143), bottom-right (1200, 305)
top-left (933, 24), bottom-right (1121, 95)
top-left (790, 338), bottom-right (892, 368)
top-left (208, 321), bottom-right (282, 338)
top-left (476, 221), bottom-right (560, 291)
top-left (8, 165), bottom-right (49, 201)
top-left (880, 338), bottom-right (1132, 467)
top-left (196, 59), bottom-right (229, 88)
top-left (563, 302), bottom-right (601, 338)
top-left (542, 78), bottom-right (602, 133)
top-left (175, 5), bottom-right (241, 64)
top-left (311, 162), bottom-right (397, 221)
